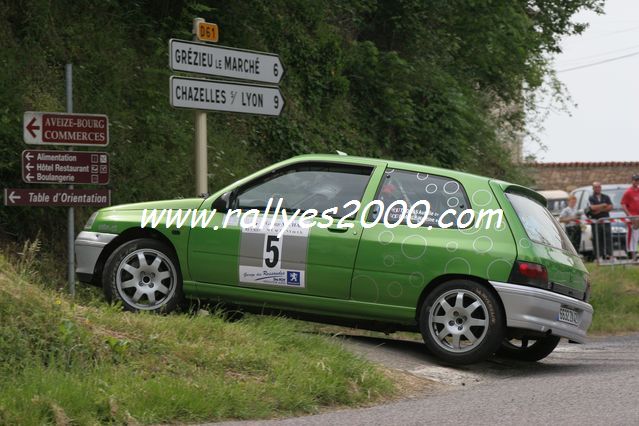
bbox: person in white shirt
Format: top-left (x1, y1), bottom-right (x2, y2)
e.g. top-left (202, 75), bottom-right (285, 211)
top-left (559, 195), bottom-right (581, 251)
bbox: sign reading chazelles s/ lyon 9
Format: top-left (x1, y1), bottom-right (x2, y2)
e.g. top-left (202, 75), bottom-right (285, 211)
top-left (170, 76), bottom-right (285, 116)
top-left (23, 111), bottom-right (109, 147)
top-left (21, 150), bottom-right (109, 185)
top-left (169, 39), bottom-right (284, 85)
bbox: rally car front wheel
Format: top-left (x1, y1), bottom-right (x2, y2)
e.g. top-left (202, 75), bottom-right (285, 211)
top-left (102, 238), bottom-right (183, 313)
top-left (419, 280), bottom-right (505, 365)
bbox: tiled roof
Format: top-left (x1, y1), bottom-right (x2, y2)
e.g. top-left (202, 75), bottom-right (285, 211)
top-left (527, 162), bottom-right (639, 168)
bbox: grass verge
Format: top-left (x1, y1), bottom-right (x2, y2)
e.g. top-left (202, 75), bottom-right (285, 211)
top-left (0, 252), bottom-right (394, 425)
top-left (588, 263), bottom-right (639, 334)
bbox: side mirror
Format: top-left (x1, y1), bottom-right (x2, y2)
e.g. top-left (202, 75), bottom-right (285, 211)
top-left (212, 191), bottom-right (231, 212)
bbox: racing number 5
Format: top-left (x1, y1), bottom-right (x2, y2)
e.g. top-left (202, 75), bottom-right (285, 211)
top-left (264, 235), bottom-right (280, 268)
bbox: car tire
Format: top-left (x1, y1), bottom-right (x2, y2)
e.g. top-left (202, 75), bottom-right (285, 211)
top-left (497, 335), bottom-right (561, 362)
top-left (102, 238), bottom-right (183, 313)
top-left (419, 280), bottom-right (505, 365)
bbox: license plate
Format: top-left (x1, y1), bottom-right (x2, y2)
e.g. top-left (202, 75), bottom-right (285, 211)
top-left (559, 307), bottom-right (580, 326)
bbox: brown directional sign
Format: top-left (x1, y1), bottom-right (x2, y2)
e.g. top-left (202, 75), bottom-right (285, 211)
top-left (4, 188), bottom-right (111, 207)
top-left (23, 111), bottom-right (109, 147)
top-left (22, 150), bottom-right (109, 185)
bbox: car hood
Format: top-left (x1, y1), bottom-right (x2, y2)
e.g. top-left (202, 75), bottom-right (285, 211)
top-left (610, 209), bottom-right (627, 218)
top-left (99, 198), bottom-right (206, 212)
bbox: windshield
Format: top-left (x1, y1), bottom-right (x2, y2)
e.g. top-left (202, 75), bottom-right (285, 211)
top-left (580, 187), bottom-right (628, 210)
top-left (547, 198), bottom-right (567, 214)
top-left (607, 188), bottom-right (627, 209)
top-left (506, 192), bottom-right (576, 254)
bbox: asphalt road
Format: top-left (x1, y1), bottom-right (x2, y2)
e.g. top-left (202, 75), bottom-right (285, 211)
top-left (221, 333), bottom-right (639, 426)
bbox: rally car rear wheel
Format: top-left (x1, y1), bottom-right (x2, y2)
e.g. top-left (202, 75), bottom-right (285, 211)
top-left (419, 280), bottom-right (505, 365)
top-left (497, 335), bottom-right (561, 362)
top-left (102, 238), bottom-right (183, 313)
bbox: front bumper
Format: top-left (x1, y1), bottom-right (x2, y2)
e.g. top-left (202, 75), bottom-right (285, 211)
top-left (490, 281), bottom-right (593, 343)
top-left (75, 231), bottom-right (117, 283)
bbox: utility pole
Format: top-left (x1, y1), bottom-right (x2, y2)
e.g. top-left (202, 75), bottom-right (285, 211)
top-left (66, 63), bottom-right (75, 297)
top-left (193, 17), bottom-right (208, 196)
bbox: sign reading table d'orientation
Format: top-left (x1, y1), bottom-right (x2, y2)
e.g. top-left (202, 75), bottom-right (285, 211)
top-left (169, 39), bottom-right (284, 84)
top-left (4, 188), bottom-right (111, 207)
top-left (170, 76), bottom-right (284, 116)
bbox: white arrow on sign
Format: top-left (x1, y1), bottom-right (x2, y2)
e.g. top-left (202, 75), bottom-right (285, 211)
top-left (25, 163), bottom-right (33, 172)
top-left (170, 76), bottom-right (285, 116)
top-left (25, 173), bottom-right (33, 182)
top-left (25, 152), bottom-right (33, 161)
top-left (169, 39), bottom-right (284, 85)
top-left (23, 112), bottom-right (41, 144)
top-left (8, 191), bottom-right (21, 204)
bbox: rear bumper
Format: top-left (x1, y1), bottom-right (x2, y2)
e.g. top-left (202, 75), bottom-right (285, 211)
top-left (75, 231), bottom-right (117, 283)
top-left (490, 281), bottom-right (593, 343)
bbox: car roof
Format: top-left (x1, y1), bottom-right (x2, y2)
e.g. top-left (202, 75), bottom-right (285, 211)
top-left (224, 153), bottom-right (545, 205)
top-left (570, 183), bottom-right (630, 193)
top-left (287, 153), bottom-right (494, 184)
top-left (538, 190), bottom-right (569, 199)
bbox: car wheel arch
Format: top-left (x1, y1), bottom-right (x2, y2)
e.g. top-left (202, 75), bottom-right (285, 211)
top-left (415, 274), bottom-right (506, 324)
top-left (91, 227), bottom-right (179, 286)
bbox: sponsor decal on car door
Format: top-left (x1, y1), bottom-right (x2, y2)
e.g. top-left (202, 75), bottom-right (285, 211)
top-left (238, 216), bottom-right (309, 287)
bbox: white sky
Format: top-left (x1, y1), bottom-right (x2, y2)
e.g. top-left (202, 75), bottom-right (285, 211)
top-left (525, 0), bottom-right (639, 162)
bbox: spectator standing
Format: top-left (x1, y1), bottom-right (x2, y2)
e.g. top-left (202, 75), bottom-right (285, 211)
top-left (621, 174), bottom-right (639, 261)
top-left (559, 195), bottom-right (581, 251)
top-left (587, 182), bottom-right (613, 260)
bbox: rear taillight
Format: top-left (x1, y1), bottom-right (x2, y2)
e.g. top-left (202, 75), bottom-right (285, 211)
top-left (509, 261), bottom-right (549, 289)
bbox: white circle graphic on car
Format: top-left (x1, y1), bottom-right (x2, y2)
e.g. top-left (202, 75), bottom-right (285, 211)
top-left (447, 197), bottom-right (460, 208)
top-left (378, 230), bottom-right (395, 245)
top-left (387, 281), bottom-right (403, 298)
top-left (471, 189), bottom-right (492, 207)
top-left (473, 236), bottom-right (494, 253)
top-left (401, 235), bottom-right (428, 259)
top-left (351, 275), bottom-right (379, 303)
top-left (443, 181), bottom-right (460, 194)
top-left (383, 255), bottom-right (395, 267)
top-left (444, 257), bottom-right (471, 274)
top-left (486, 258), bottom-right (511, 280)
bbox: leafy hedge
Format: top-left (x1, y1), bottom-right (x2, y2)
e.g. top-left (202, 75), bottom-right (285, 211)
top-left (0, 0), bottom-right (602, 246)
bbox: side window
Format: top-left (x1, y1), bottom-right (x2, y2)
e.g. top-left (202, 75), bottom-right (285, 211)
top-left (234, 162), bottom-right (372, 216)
top-left (372, 169), bottom-right (470, 228)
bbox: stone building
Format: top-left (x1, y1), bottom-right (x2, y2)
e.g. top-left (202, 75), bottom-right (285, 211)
top-left (526, 161), bottom-right (639, 191)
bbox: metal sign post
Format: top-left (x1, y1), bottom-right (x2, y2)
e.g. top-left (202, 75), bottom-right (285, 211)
top-left (193, 18), bottom-right (208, 197)
top-left (66, 63), bottom-right (75, 297)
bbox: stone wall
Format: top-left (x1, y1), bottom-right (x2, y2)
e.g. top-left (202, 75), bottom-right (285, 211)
top-left (526, 162), bottom-right (639, 191)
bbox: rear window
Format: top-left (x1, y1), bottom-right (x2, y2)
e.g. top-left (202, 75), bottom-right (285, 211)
top-left (506, 192), bottom-right (576, 253)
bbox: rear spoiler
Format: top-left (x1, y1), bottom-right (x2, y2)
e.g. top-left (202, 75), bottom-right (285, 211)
top-left (489, 180), bottom-right (547, 206)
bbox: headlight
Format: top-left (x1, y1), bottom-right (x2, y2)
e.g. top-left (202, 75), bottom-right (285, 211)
top-left (84, 212), bottom-right (98, 230)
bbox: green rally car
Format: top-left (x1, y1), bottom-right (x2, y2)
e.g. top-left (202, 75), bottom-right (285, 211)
top-left (75, 154), bottom-right (593, 364)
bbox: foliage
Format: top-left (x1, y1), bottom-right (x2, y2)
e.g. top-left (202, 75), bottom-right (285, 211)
top-left (0, 0), bottom-right (603, 248)
top-left (587, 263), bottom-right (639, 334)
top-left (0, 254), bottom-right (393, 424)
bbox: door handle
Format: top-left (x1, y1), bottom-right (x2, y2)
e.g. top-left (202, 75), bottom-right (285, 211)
top-left (327, 225), bottom-right (349, 233)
